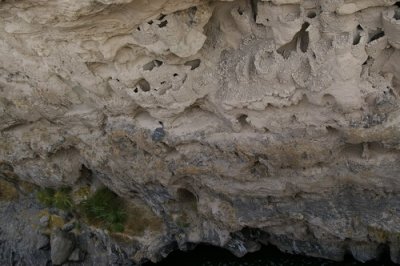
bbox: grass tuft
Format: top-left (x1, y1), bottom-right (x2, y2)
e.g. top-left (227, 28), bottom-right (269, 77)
top-left (53, 187), bottom-right (73, 210)
top-left (81, 187), bottom-right (127, 232)
top-left (36, 186), bottom-right (134, 233)
top-left (36, 187), bottom-right (72, 211)
top-left (36, 188), bottom-right (55, 206)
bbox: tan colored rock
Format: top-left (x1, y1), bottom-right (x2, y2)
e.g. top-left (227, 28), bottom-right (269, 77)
top-left (383, 8), bottom-right (400, 49)
top-left (1, 0), bottom-right (400, 264)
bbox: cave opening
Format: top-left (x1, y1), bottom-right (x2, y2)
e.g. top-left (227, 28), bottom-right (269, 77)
top-left (143, 241), bottom-right (396, 266)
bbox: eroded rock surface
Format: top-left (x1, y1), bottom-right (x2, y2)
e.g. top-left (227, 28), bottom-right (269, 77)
top-left (1, 0), bottom-right (400, 264)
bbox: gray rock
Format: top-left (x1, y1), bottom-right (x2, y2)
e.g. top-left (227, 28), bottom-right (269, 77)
top-left (2, 0), bottom-right (400, 265)
top-left (349, 242), bottom-right (379, 263)
top-left (0, 192), bottom-right (136, 265)
top-left (62, 221), bottom-right (75, 232)
top-left (36, 234), bottom-right (50, 250)
top-left (39, 215), bottom-right (49, 227)
top-left (0, 196), bottom-right (51, 265)
top-left (68, 248), bottom-right (84, 262)
top-left (224, 238), bottom-right (248, 257)
top-left (50, 230), bottom-right (75, 265)
top-left (151, 127), bottom-right (165, 142)
top-left (244, 240), bottom-right (261, 253)
top-left (390, 243), bottom-right (400, 264)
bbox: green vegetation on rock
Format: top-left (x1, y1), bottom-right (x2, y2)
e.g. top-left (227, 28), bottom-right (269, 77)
top-left (53, 187), bottom-right (73, 210)
top-left (81, 187), bottom-right (127, 232)
top-left (36, 188), bottom-right (55, 207)
top-left (37, 187), bottom-right (72, 211)
top-left (36, 186), bottom-right (129, 232)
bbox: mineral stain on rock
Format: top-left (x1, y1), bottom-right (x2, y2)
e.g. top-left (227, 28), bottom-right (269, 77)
top-left (152, 127), bottom-right (166, 142)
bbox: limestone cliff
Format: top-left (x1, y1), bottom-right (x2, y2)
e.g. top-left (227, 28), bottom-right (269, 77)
top-left (1, 0), bottom-right (400, 264)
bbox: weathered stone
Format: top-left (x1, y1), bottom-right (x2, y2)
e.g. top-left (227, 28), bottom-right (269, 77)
top-left (68, 248), bottom-right (85, 262)
top-left (0, 196), bottom-right (51, 265)
top-left (39, 215), bottom-right (50, 228)
top-left (36, 234), bottom-right (50, 250)
top-left (62, 221), bottom-right (75, 232)
top-left (1, 0), bottom-right (400, 264)
top-left (50, 230), bottom-right (75, 265)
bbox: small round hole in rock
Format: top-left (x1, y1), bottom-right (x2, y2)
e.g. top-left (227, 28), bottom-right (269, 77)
top-left (159, 20), bottom-right (168, 28)
top-left (325, 126), bottom-right (338, 134)
top-left (237, 114), bottom-right (249, 127)
top-left (394, 8), bottom-right (400, 20)
top-left (322, 94), bottom-right (336, 106)
top-left (368, 29), bottom-right (385, 43)
top-left (137, 79), bottom-right (150, 92)
top-left (189, 6), bottom-right (197, 15)
top-left (307, 11), bottom-right (316, 18)
top-left (184, 59), bottom-right (201, 70)
top-left (352, 25), bottom-right (363, 45)
top-left (177, 188), bottom-right (197, 203)
top-left (143, 60), bottom-right (163, 71)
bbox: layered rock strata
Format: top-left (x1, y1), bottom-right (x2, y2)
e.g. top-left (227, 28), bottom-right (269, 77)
top-left (1, 0), bottom-right (400, 264)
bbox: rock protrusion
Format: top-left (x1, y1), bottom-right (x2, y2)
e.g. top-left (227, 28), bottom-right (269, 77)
top-left (50, 230), bottom-right (76, 265)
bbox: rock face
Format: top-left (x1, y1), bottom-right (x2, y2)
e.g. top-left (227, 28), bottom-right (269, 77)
top-left (50, 230), bottom-right (75, 265)
top-left (1, 0), bottom-right (400, 264)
